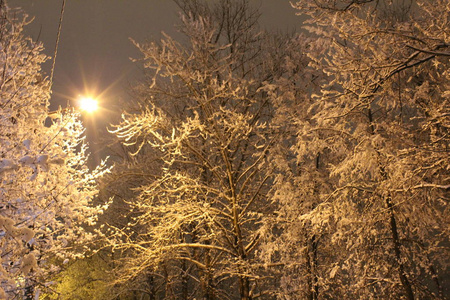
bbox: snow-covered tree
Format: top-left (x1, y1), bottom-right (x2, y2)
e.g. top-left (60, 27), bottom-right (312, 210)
top-left (264, 0), bottom-right (449, 298)
top-left (104, 1), bottom-right (305, 298)
top-left (257, 34), bottom-right (332, 300)
top-left (0, 4), bottom-right (109, 298)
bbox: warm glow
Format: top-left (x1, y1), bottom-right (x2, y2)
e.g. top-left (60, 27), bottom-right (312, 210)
top-left (78, 96), bottom-right (98, 113)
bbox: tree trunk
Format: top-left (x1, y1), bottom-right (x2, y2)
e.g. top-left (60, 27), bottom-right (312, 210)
top-left (239, 276), bottom-right (251, 300)
top-left (386, 196), bottom-right (415, 300)
top-left (369, 108), bottom-right (414, 300)
top-left (181, 259), bottom-right (188, 300)
top-left (147, 275), bottom-right (156, 300)
top-left (24, 281), bottom-right (34, 300)
top-left (305, 235), bottom-right (319, 300)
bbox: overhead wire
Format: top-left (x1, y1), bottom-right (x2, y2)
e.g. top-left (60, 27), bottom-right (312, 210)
top-left (49, 0), bottom-right (66, 87)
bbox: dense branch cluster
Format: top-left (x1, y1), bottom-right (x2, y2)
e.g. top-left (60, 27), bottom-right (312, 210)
top-left (0, 5), bottom-right (109, 299)
top-left (1, 0), bottom-right (448, 299)
top-left (101, 1), bottom-right (448, 299)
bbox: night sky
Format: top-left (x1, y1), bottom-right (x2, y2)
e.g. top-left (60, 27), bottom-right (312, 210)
top-left (8, 0), bottom-right (301, 153)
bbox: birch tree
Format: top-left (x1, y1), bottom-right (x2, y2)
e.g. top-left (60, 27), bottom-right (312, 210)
top-left (0, 5), bottom-right (109, 298)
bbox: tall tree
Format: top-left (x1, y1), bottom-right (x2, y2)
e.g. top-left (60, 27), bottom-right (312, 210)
top-left (0, 4), bottom-right (109, 298)
top-left (105, 1), bottom-right (303, 299)
top-left (258, 35), bottom-right (332, 300)
top-left (265, 0), bottom-right (449, 298)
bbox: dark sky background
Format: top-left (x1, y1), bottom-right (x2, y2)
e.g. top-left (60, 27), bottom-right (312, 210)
top-left (8, 0), bottom-right (301, 157)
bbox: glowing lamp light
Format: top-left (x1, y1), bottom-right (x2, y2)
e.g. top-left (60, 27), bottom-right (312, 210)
top-left (78, 96), bottom-right (98, 113)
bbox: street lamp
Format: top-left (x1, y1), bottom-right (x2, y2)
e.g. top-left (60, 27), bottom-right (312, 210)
top-left (78, 96), bottom-right (98, 113)
top-left (47, 95), bottom-right (99, 119)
